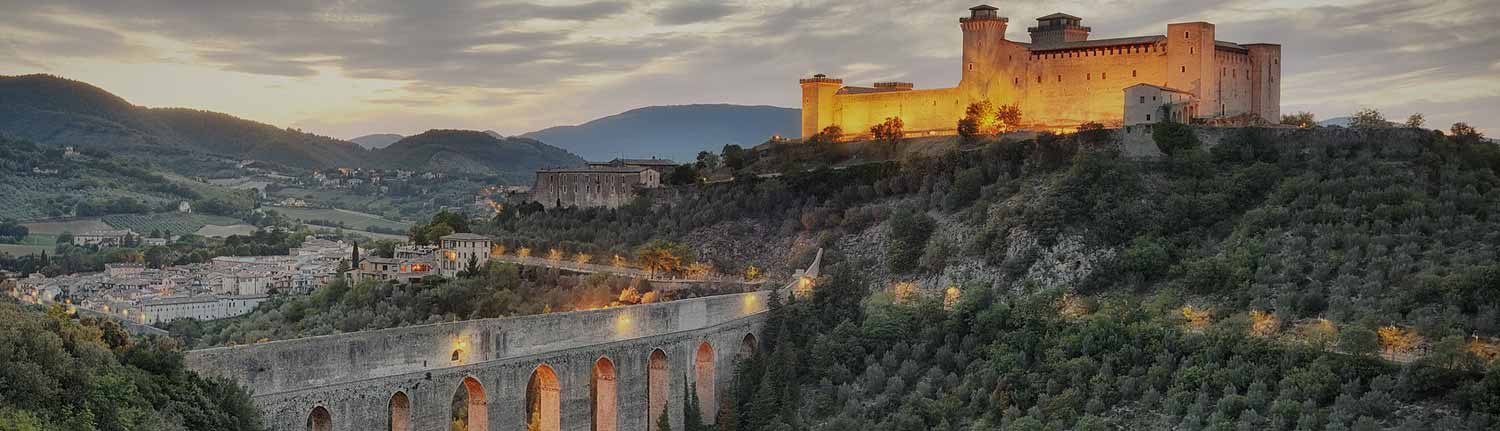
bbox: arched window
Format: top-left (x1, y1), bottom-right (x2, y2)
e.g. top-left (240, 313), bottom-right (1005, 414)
top-left (307, 406), bottom-right (332, 431)
top-left (647, 349), bottom-right (669, 427)
top-left (390, 392), bottom-right (411, 431)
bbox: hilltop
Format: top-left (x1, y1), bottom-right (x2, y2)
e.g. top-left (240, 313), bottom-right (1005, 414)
top-left (372, 129), bottom-right (584, 182)
top-left (0, 74), bottom-right (584, 180)
top-left (0, 74), bottom-right (369, 170)
top-left (522, 104), bottom-right (799, 162)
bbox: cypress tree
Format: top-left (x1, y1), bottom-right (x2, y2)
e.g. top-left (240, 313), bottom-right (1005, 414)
top-left (657, 405), bottom-right (673, 431)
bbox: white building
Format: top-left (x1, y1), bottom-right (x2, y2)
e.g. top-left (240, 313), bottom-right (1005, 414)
top-left (74, 229), bottom-right (134, 247)
top-left (1124, 83), bottom-right (1198, 126)
top-left (438, 233), bottom-right (494, 277)
top-left (135, 294), bottom-right (269, 324)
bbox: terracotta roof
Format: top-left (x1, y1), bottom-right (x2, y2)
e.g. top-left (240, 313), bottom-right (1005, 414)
top-left (440, 233), bottom-right (491, 240)
top-left (1037, 12), bottom-right (1081, 20)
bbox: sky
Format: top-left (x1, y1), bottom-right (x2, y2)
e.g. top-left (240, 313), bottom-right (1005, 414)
top-left (1, 0), bottom-right (1496, 139)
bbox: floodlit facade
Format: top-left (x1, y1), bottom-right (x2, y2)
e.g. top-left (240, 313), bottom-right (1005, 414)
top-left (799, 5), bottom-right (1281, 137)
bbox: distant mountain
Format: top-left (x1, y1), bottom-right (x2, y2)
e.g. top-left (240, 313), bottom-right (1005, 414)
top-left (0, 74), bottom-right (370, 169)
top-left (483, 130), bottom-right (504, 139)
top-left (374, 129), bottom-right (584, 182)
top-left (522, 104), bottom-right (799, 162)
top-left (350, 133), bottom-right (403, 149)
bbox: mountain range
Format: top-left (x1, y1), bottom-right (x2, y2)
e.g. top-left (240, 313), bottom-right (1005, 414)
top-left (520, 104), bottom-right (799, 162)
top-left (0, 74), bottom-right (799, 175)
top-left (0, 74), bottom-right (581, 178)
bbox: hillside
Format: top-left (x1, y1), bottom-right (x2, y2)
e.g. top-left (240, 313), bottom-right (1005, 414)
top-left (476, 125), bottom-right (1500, 430)
top-left (350, 133), bottom-right (403, 149)
top-left (522, 104), bottom-right (799, 162)
top-left (373, 129), bottom-right (585, 182)
top-left (0, 74), bottom-right (370, 170)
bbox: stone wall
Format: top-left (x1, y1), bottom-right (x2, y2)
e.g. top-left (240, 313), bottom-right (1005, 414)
top-left (532, 170), bottom-right (655, 209)
top-left (186, 292), bottom-right (770, 431)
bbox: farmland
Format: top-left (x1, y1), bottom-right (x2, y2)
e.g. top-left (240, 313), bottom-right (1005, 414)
top-left (102, 212), bottom-right (245, 236)
top-left (268, 206), bottom-right (411, 233)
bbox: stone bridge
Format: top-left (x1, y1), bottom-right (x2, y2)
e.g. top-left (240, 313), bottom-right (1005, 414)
top-left (185, 251), bottom-right (820, 431)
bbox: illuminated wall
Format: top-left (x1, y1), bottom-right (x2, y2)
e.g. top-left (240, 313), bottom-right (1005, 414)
top-left (798, 7), bottom-right (1280, 137)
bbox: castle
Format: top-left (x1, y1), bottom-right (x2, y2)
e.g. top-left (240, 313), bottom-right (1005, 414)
top-left (799, 5), bottom-right (1281, 137)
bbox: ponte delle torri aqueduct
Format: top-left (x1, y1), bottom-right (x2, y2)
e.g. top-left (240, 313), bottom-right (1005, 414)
top-left (799, 5), bottom-right (1282, 138)
top-left (185, 255), bottom-right (821, 431)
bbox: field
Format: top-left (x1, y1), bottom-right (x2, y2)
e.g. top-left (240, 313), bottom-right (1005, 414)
top-left (22, 218), bottom-right (112, 235)
top-left (269, 206), bottom-right (411, 232)
top-left (195, 224), bottom-right (258, 238)
top-left (102, 212), bottom-right (245, 236)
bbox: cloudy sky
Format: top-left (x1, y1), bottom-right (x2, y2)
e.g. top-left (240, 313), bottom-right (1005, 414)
top-left (2, 0), bottom-right (1495, 138)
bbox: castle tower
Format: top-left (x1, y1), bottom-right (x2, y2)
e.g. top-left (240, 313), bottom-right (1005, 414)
top-left (1166, 22), bottom-right (1218, 119)
top-left (799, 74), bottom-right (843, 139)
top-left (1245, 43), bottom-right (1282, 122)
top-left (959, 5), bottom-right (1008, 99)
top-left (1027, 13), bottom-right (1090, 47)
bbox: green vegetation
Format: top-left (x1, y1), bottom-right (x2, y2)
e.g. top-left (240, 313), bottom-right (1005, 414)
top-left (0, 227), bottom-right (307, 276)
top-left (720, 267), bottom-right (1498, 431)
top-left (270, 206), bottom-right (410, 234)
top-left (0, 299), bottom-right (262, 431)
top-left (166, 263), bottom-right (659, 348)
top-left (0, 136), bottom-right (258, 222)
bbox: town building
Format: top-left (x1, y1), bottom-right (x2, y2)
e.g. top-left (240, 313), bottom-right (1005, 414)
top-left (136, 294), bottom-right (269, 325)
top-left (798, 5), bottom-right (1281, 137)
top-left (437, 233), bottom-right (494, 277)
top-left (586, 158), bottom-right (678, 175)
top-left (74, 229), bottom-right (134, 247)
top-left (351, 256), bottom-right (436, 284)
top-left (530, 165), bottom-right (662, 209)
top-left (1124, 83), bottom-right (1196, 125)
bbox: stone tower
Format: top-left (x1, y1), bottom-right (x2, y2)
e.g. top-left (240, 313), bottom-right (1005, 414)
top-left (799, 74), bottom-right (843, 138)
top-left (1166, 22), bottom-right (1218, 118)
top-left (959, 5), bottom-right (1007, 91)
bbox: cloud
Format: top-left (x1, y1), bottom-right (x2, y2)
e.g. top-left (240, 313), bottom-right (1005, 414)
top-left (0, 0), bottom-right (1495, 138)
top-left (654, 1), bottom-right (738, 25)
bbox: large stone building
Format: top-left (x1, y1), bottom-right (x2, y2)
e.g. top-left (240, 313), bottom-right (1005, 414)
top-left (799, 5), bottom-right (1281, 137)
top-left (530, 160), bottom-right (665, 209)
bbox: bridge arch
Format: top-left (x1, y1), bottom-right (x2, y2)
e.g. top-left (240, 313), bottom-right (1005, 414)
top-left (452, 375), bottom-right (489, 431)
top-left (592, 356), bottom-right (618, 431)
top-left (306, 405), bottom-right (331, 431)
top-left (527, 364), bottom-right (561, 431)
top-left (389, 391), bottom-right (410, 431)
top-left (647, 348), bottom-right (670, 427)
top-left (695, 341), bottom-right (716, 424)
top-left (738, 333), bottom-right (757, 360)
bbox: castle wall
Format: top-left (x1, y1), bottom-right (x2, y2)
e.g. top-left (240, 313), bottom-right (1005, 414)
top-left (1021, 43), bottom-right (1171, 128)
top-left (1215, 49), bottom-right (1254, 117)
top-left (832, 87), bottom-right (963, 136)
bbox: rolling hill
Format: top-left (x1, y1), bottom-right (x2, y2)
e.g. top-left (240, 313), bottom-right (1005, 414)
top-left (521, 104), bottom-right (799, 162)
top-left (373, 129), bottom-right (584, 182)
top-left (0, 74), bottom-right (370, 169)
